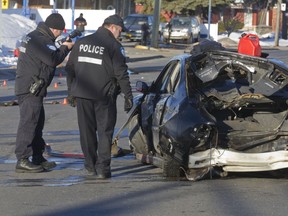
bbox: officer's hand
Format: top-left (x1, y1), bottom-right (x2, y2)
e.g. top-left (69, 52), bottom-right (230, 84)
top-left (67, 95), bottom-right (76, 107)
top-left (124, 97), bottom-right (133, 113)
top-left (63, 41), bottom-right (74, 50)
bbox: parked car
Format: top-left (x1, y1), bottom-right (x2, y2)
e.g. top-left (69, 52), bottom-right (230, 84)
top-left (127, 40), bottom-right (288, 181)
top-left (121, 14), bottom-right (153, 42)
top-left (163, 16), bottom-right (200, 43)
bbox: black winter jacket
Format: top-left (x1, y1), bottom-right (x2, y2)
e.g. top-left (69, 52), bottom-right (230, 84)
top-left (65, 27), bottom-right (132, 100)
top-left (15, 22), bottom-right (70, 97)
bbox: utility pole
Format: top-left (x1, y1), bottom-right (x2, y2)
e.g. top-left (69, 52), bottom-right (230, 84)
top-left (207, 0), bottom-right (212, 39)
top-left (151, 0), bottom-right (161, 48)
top-left (22, 0), bottom-right (29, 17)
top-left (282, 1), bottom-right (287, 40)
top-left (53, 0), bottom-right (56, 12)
top-left (72, 0), bottom-right (75, 30)
top-left (0, 0), bottom-right (2, 51)
top-left (275, 0), bottom-right (281, 46)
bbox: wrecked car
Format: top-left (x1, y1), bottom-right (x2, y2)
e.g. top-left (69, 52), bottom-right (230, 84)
top-left (127, 40), bottom-right (288, 181)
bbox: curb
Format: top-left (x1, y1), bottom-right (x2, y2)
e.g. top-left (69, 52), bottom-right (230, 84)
top-left (134, 45), bottom-right (159, 51)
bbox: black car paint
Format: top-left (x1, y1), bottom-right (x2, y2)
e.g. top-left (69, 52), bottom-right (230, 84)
top-left (129, 48), bottom-right (288, 179)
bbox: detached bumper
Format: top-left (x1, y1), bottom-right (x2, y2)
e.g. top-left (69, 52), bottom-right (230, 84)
top-left (188, 148), bottom-right (288, 172)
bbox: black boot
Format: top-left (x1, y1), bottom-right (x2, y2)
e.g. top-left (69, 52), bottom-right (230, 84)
top-left (15, 158), bottom-right (44, 173)
top-left (32, 155), bottom-right (57, 170)
top-left (95, 172), bottom-right (111, 179)
top-left (95, 168), bottom-right (111, 179)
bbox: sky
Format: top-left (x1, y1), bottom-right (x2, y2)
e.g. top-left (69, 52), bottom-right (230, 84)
top-left (1, 13), bottom-right (288, 68)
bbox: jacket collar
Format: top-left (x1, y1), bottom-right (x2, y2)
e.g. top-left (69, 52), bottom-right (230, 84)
top-left (97, 26), bottom-right (115, 39)
top-left (36, 22), bottom-right (57, 41)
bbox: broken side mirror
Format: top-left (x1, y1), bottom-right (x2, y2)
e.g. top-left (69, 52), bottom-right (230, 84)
top-left (136, 81), bottom-right (149, 94)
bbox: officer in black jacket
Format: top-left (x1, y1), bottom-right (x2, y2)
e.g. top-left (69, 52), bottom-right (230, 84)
top-left (14, 13), bottom-right (74, 173)
top-left (65, 14), bottom-right (133, 179)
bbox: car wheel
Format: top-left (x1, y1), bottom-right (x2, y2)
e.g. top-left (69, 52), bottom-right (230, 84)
top-left (128, 114), bottom-right (150, 154)
top-left (162, 153), bottom-right (182, 177)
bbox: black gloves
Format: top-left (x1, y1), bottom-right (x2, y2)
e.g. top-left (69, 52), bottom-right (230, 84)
top-left (108, 78), bottom-right (121, 100)
top-left (67, 94), bottom-right (77, 107)
top-left (124, 97), bottom-right (133, 113)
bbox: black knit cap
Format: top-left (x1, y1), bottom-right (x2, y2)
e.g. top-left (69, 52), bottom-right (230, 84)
top-left (103, 14), bottom-right (125, 30)
top-left (45, 13), bottom-right (65, 30)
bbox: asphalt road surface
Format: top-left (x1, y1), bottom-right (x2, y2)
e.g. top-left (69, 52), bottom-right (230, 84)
top-left (1, 44), bottom-right (288, 216)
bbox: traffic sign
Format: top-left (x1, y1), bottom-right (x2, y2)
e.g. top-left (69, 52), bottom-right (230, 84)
top-left (2, 0), bottom-right (9, 9)
top-left (281, 3), bottom-right (286, 11)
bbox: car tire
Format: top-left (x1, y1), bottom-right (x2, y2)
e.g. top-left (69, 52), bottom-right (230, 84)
top-left (162, 153), bottom-right (182, 177)
top-left (128, 114), bottom-right (150, 154)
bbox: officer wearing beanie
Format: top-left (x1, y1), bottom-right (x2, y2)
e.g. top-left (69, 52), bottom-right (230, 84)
top-left (65, 14), bottom-right (133, 179)
top-left (14, 13), bottom-right (74, 173)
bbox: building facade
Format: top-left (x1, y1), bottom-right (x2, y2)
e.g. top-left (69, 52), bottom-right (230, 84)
top-left (5, 1), bottom-right (286, 34)
top-left (11, 0), bottom-right (135, 17)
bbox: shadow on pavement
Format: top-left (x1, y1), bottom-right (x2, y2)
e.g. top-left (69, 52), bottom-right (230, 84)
top-left (127, 55), bottom-right (165, 63)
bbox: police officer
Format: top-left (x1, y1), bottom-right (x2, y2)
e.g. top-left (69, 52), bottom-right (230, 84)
top-left (74, 13), bottom-right (87, 33)
top-left (14, 13), bottom-right (74, 173)
top-left (141, 22), bottom-right (150, 46)
top-left (65, 14), bottom-right (133, 179)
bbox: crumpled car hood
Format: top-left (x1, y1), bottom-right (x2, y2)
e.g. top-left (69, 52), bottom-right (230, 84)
top-left (192, 50), bottom-right (288, 97)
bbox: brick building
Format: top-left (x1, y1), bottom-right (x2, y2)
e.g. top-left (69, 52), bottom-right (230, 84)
top-left (11, 0), bottom-right (134, 17)
top-left (5, 1), bottom-right (287, 34)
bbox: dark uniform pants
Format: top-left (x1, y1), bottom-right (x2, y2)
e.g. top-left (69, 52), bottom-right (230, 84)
top-left (15, 94), bottom-right (46, 160)
top-left (76, 97), bottom-right (116, 174)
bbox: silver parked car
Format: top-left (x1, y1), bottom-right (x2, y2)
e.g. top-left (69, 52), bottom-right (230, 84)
top-left (163, 16), bottom-right (200, 44)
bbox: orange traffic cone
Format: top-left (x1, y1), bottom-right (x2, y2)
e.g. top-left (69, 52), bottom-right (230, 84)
top-left (54, 82), bottom-right (58, 88)
top-left (3, 80), bottom-right (7, 86)
top-left (62, 98), bottom-right (68, 105)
